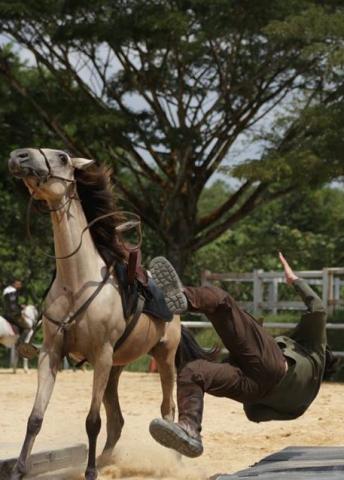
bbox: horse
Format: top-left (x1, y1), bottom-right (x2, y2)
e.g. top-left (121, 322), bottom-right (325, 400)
top-left (0, 305), bottom-right (38, 373)
top-left (8, 148), bottom-right (181, 480)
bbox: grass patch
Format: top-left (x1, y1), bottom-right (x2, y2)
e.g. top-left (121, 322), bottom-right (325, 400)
top-left (125, 355), bottom-right (151, 372)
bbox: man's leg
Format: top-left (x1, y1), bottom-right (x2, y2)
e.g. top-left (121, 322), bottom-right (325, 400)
top-left (150, 257), bottom-right (286, 388)
top-left (149, 257), bottom-right (286, 457)
top-left (182, 285), bottom-right (286, 388)
top-left (150, 356), bottom-right (263, 457)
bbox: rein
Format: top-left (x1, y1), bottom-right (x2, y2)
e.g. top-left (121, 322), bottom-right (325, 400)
top-left (26, 194), bottom-right (142, 261)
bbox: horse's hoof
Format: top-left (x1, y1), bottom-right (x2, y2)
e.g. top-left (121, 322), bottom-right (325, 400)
top-left (85, 468), bottom-right (98, 480)
top-left (10, 465), bottom-right (25, 480)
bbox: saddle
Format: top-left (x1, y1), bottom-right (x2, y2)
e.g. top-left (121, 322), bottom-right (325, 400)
top-left (112, 216), bottom-right (172, 352)
top-left (112, 255), bottom-right (172, 353)
top-left (115, 259), bottom-right (173, 323)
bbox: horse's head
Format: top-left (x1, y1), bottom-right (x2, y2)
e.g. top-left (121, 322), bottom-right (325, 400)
top-left (8, 148), bottom-right (94, 202)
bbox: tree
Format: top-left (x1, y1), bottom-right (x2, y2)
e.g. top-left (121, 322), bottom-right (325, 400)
top-left (186, 184), bottom-right (344, 284)
top-left (0, 65), bottom-right (60, 305)
top-left (1, 1), bottom-right (344, 272)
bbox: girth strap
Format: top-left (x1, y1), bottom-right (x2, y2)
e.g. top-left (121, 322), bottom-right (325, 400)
top-left (113, 294), bottom-right (145, 352)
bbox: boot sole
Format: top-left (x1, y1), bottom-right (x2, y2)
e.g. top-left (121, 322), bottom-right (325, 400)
top-left (149, 418), bottom-right (203, 458)
top-left (149, 257), bottom-right (188, 314)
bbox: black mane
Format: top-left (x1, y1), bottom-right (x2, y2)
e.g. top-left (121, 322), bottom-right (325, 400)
top-left (75, 165), bottom-right (126, 266)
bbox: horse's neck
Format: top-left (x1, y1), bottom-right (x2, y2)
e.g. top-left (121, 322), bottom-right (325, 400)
top-left (50, 198), bottom-right (104, 288)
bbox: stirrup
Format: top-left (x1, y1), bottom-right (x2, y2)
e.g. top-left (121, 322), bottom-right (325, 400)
top-left (17, 342), bottom-right (39, 360)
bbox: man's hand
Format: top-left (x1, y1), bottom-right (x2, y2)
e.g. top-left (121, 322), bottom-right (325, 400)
top-left (279, 252), bottom-right (298, 285)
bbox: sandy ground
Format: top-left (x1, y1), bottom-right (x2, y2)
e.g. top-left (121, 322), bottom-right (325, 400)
top-left (0, 369), bottom-right (343, 480)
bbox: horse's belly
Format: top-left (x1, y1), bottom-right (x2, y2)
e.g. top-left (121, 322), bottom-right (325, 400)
top-left (112, 314), bottom-right (165, 366)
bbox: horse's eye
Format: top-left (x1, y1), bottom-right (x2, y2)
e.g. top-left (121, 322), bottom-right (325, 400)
top-left (59, 154), bottom-right (68, 165)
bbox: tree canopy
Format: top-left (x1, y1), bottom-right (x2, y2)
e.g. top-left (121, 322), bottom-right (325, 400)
top-left (0, 1), bottom-right (344, 271)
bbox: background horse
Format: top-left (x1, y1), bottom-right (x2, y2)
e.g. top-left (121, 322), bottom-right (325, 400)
top-left (8, 148), bottom-right (181, 480)
top-left (0, 305), bottom-right (38, 373)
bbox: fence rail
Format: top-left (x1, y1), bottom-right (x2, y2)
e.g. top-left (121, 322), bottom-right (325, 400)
top-left (182, 267), bottom-right (344, 359)
top-left (201, 268), bottom-right (344, 315)
top-left (181, 321), bottom-right (344, 358)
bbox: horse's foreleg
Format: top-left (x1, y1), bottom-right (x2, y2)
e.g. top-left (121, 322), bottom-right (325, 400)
top-left (85, 345), bottom-right (113, 480)
top-left (11, 346), bottom-right (62, 479)
top-left (99, 366), bottom-right (124, 465)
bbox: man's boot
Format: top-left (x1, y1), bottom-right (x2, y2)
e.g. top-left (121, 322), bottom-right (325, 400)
top-left (149, 257), bottom-right (188, 314)
top-left (149, 380), bottom-right (204, 458)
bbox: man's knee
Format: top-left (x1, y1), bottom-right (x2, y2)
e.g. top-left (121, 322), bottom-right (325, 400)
top-left (178, 359), bottom-right (208, 388)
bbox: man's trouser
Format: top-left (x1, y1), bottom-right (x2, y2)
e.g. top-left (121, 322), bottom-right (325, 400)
top-left (177, 280), bottom-right (325, 434)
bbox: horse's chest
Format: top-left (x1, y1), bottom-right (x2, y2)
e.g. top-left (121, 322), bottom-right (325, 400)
top-left (62, 314), bottom-right (103, 350)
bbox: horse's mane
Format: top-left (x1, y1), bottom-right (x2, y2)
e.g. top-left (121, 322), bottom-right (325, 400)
top-left (75, 165), bottom-right (126, 266)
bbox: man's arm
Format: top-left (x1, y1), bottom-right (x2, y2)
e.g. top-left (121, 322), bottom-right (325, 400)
top-left (279, 252), bottom-right (325, 313)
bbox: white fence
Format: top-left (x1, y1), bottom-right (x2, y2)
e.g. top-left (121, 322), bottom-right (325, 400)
top-left (200, 268), bottom-right (344, 315)
top-left (181, 268), bottom-right (344, 359)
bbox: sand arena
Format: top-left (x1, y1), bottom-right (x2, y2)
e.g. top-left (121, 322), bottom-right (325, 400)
top-left (0, 370), bottom-right (343, 479)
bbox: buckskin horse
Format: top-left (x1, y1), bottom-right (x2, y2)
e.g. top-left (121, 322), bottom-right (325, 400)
top-left (8, 148), bottom-right (181, 480)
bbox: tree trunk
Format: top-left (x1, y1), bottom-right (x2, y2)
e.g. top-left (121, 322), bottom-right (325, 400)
top-left (161, 186), bottom-right (198, 276)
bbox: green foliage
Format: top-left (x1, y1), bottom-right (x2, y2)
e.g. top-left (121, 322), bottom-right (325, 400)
top-left (184, 184), bottom-right (344, 285)
top-left (0, 1), bottom-right (344, 375)
top-left (125, 355), bottom-right (152, 372)
top-left (0, 1), bottom-right (344, 271)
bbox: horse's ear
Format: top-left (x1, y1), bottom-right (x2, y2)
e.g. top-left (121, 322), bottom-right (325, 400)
top-left (71, 157), bottom-right (95, 170)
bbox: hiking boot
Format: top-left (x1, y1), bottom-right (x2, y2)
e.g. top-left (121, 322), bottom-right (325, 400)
top-left (149, 257), bottom-right (188, 314)
top-left (149, 418), bottom-right (203, 458)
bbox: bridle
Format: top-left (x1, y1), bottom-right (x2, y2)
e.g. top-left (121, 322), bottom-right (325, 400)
top-left (17, 149), bottom-right (143, 359)
top-left (25, 149), bottom-right (142, 260)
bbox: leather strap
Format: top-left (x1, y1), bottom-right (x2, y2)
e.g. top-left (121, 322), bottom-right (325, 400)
top-left (44, 264), bottom-right (114, 331)
top-left (113, 294), bottom-right (145, 352)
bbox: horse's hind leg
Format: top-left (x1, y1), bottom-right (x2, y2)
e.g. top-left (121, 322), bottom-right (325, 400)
top-left (11, 344), bottom-right (62, 479)
top-left (85, 345), bottom-right (113, 480)
top-left (151, 318), bottom-right (181, 422)
top-left (99, 366), bottom-right (124, 464)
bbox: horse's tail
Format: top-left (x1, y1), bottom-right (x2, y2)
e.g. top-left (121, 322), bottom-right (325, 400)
top-left (175, 325), bottom-right (220, 372)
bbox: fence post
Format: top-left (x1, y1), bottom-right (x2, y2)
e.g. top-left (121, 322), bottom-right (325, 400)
top-left (201, 270), bottom-right (211, 286)
top-left (322, 268), bottom-right (329, 313)
top-left (253, 269), bottom-right (263, 316)
top-left (334, 277), bottom-right (341, 312)
top-left (327, 269), bottom-right (335, 316)
top-left (268, 278), bottom-right (279, 314)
